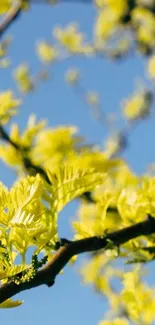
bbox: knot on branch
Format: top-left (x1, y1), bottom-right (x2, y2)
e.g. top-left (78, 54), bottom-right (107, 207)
top-left (46, 279), bottom-right (55, 288)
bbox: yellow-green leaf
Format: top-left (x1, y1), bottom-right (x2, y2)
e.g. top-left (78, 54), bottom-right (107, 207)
top-left (0, 298), bottom-right (23, 308)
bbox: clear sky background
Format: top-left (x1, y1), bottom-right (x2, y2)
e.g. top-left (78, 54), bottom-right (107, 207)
top-left (0, 2), bottom-right (155, 325)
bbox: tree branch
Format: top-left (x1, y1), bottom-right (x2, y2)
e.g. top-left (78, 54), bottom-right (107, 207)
top-left (0, 125), bottom-right (51, 183)
top-left (0, 1), bottom-right (22, 38)
top-left (0, 0), bottom-right (91, 40)
top-left (1, 215), bottom-right (155, 303)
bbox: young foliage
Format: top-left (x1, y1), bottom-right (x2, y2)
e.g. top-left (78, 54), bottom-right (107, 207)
top-left (47, 165), bottom-right (106, 214)
top-left (1, 2), bottom-right (155, 325)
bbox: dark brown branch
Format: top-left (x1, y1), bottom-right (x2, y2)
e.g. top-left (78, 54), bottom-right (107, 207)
top-left (0, 125), bottom-right (51, 183)
top-left (0, 125), bottom-right (120, 209)
top-left (0, 125), bottom-right (96, 203)
top-left (0, 125), bottom-right (19, 150)
top-left (0, 1), bottom-right (22, 38)
top-left (1, 215), bottom-right (155, 303)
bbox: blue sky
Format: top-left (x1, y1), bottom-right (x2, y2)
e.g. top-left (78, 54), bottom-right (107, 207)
top-left (0, 2), bottom-right (155, 325)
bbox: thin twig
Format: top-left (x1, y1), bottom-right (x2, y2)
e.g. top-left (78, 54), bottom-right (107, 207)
top-left (0, 124), bottom-right (50, 183)
top-left (0, 1), bottom-right (22, 38)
